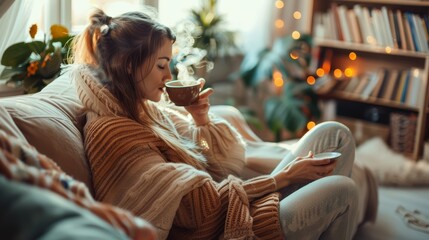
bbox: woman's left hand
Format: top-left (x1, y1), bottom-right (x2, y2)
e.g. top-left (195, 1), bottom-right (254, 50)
top-left (185, 79), bottom-right (214, 126)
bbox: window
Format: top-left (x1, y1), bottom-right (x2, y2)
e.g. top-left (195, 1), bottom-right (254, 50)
top-left (158, 0), bottom-right (272, 53)
top-left (71, 0), bottom-right (142, 32)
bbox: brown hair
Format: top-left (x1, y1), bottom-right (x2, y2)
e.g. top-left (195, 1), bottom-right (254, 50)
top-left (72, 8), bottom-right (176, 121)
top-left (72, 9), bottom-right (208, 169)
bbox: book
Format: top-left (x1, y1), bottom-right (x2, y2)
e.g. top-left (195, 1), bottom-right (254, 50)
top-left (370, 69), bottom-right (387, 98)
top-left (337, 5), bottom-right (353, 42)
top-left (389, 8), bottom-right (400, 49)
top-left (396, 10), bottom-right (408, 50)
top-left (403, 13), bottom-right (416, 51)
top-left (331, 3), bottom-right (344, 41)
top-left (344, 76), bottom-right (360, 93)
top-left (381, 6), bottom-right (395, 47)
top-left (372, 9), bottom-right (385, 46)
top-left (353, 5), bottom-right (368, 44)
top-left (361, 6), bottom-right (376, 45)
top-left (347, 9), bottom-right (363, 43)
top-left (406, 68), bottom-right (422, 107)
top-left (405, 12), bottom-right (421, 51)
top-left (381, 69), bottom-right (399, 100)
top-left (361, 71), bottom-right (380, 99)
top-left (415, 15), bottom-right (429, 52)
top-left (400, 70), bottom-right (411, 103)
top-left (394, 70), bottom-right (409, 102)
top-left (353, 74), bottom-right (369, 96)
top-left (390, 70), bottom-right (403, 101)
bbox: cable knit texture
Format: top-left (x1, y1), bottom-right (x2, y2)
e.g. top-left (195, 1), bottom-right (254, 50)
top-left (72, 64), bottom-right (283, 239)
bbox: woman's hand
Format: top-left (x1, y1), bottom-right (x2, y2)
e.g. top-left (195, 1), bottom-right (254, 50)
top-left (273, 151), bottom-right (337, 190)
top-left (185, 79), bottom-right (214, 126)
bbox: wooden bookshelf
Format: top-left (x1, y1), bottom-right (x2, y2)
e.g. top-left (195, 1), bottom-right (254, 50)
top-left (310, 0), bottom-right (429, 160)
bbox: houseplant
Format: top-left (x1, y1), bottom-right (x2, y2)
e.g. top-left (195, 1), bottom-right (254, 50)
top-left (239, 34), bottom-right (320, 141)
top-left (188, 0), bottom-right (238, 61)
top-left (170, 0), bottom-right (239, 84)
top-left (0, 24), bottom-right (74, 93)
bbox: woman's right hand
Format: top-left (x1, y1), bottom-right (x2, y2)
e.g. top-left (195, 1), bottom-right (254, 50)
top-left (273, 151), bottom-right (337, 190)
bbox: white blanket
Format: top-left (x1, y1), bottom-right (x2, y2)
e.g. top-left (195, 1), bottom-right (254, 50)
top-left (356, 137), bottom-right (429, 186)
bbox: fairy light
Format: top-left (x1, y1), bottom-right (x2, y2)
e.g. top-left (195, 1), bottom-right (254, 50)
top-left (290, 52), bottom-right (299, 60)
top-left (349, 52), bottom-right (357, 60)
top-left (367, 36), bottom-right (376, 45)
top-left (275, 19), bottom-right (284, 28)
top-left (292, 31), bottom-right (301, 39)
top-left (344, 68), bottom-right (354, 77)
top-left (275, 0), bottom-right (284, 9)
top-left (307, 76), bottom-right (316, 85)
top-left (307, 121), bottom-right (316, 130)
top-left (293, 11), bottom-right (302, 19)
top-left (333, 69), bottom-right (343, 79)
top-left (273, 70), bottom-right (284, 88)
top-left (385, 47), bottom-right (392, 54)
top-left (413, 68), bottom-right (420, 77)
top-left (316, 68), bottom-right (325, 77)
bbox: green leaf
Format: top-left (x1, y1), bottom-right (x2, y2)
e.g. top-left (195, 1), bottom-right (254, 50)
top-left (1, 42), bottom-right (31, 67)
top-left (0, 66), bottom-right (25, 80)
top-left (27, 41), bottom-right (46, 54)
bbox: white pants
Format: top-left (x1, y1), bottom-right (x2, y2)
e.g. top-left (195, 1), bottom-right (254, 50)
top-left (271, 121), bottom-right (359, 240)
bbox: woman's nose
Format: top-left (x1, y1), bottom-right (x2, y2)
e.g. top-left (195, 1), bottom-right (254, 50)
top-left (165, 68), bottom-right (172, 81)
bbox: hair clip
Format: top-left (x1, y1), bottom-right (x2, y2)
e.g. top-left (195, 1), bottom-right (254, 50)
top-left (100, 24), bottom-right (110, 35)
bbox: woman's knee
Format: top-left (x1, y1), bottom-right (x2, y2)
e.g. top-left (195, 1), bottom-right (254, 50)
top-left (312, 121), bottom-right (352, 138)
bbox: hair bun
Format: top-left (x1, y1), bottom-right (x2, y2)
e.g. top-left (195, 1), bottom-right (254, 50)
top-left (100, 24), bottom-right (110, 35)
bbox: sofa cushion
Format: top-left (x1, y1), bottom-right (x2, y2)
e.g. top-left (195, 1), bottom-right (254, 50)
top-left (0, 70), bottom-right (91, 189)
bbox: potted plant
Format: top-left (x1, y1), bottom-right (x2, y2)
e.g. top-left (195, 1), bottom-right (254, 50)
top-left (0, 24), bottom-right (74, 93)
top-left (239, 34), bottom-right (320, 141)
top-left (189, 0), bottom-right (238, 61)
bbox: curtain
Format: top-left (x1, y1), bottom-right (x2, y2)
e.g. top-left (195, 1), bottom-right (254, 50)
top-left (0, 0), bottom-right (14, 18)
top-left (0, 0), bottom-right (35, 73)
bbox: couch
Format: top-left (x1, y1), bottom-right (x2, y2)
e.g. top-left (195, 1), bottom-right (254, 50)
top-left (0, 69), bottom-right (377, 238)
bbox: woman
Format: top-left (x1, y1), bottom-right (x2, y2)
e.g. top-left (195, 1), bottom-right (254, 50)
top-left (72, 9), bottom-right (375, 240)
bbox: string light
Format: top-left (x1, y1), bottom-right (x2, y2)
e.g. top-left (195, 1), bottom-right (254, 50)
top-left (307, 121), bottom-right (316, 130)
top-left (385, 47), bottom-right (392, 53)
top-left (275, 0), bottom-right (284, 9)
top-left (333, 69), bottom-right (343, 78)
top-left (316, 68), bottom-right (325, 77)
top-left (273, 70), bottom-right (284, 88)
top-left (292, 31), bottom-right (300, 39)
top-left (344, 68), bottom-right (354, 77)
top-left (275, 19), bottom-right (284, 28)
top-left (293, 11), bottom-right (302, 19)
top-left (306, 76), bottom-right (316, 85)
top-left (290, 52), bottom-right (299, 60)
top-left (349, 52), bottom-right (357, 60)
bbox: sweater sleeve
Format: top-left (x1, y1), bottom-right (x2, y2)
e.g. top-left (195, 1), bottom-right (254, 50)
top-left (162, 106), bottom-right (247, 182)
top-left (172, 174), bottom-right (277, 237)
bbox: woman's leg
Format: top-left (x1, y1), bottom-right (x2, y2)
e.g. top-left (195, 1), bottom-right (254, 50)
top-left (279, 176), bottom-right (359, 240)
top-left (272, 121), bottom-right (355, 177)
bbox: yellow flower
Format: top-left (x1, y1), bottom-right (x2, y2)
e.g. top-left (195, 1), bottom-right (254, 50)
top-left (29, 24), bottom-right (37, 39)
top-left (50, 24), bottom-right (69, 39)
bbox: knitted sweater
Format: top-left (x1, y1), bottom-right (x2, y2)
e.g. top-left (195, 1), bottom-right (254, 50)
top-left (73, 65), bottom-right (283, 239)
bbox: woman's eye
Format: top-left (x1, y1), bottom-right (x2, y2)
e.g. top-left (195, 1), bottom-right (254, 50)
top-left (158, 65), bottom-right (165, 70)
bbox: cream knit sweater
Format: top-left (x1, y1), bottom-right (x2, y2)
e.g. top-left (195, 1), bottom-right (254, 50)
top-left (73, 65), bottom-right (283, 239)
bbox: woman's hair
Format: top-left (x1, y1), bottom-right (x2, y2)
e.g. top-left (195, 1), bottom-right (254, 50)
top-left (72, 9), bottom-right (207, 169)
top-left (72, 8), bottom-right (176, 121)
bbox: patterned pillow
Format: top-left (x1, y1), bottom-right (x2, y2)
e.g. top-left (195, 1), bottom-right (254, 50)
top-left (0, 129), bottom-right (156, 240)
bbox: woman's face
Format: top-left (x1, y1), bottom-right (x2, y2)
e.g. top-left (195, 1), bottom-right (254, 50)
top-left (137, 40), bottom-right (173, 102)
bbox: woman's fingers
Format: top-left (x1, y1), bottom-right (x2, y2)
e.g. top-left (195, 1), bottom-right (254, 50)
top-left (199, 88), bottom-right (214, 99)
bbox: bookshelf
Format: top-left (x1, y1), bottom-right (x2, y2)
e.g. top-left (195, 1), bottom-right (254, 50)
top-left (310, 0), bottom-right (429, 160)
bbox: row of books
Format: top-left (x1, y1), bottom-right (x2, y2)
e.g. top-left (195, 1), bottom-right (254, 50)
top-left (315, 68), bottom-right (424, 108)
top-left (313, 4), bottom-right (429, 52)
